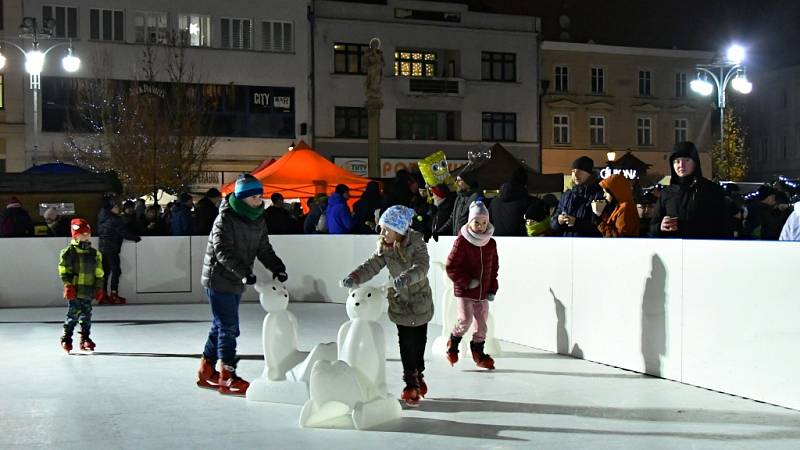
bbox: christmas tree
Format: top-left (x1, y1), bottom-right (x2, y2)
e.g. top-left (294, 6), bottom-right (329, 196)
top-left (711, 104), bottom-right (748, 181)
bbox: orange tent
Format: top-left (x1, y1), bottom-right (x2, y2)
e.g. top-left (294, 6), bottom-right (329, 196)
top-left (220, 140), bottom-right (371, 200)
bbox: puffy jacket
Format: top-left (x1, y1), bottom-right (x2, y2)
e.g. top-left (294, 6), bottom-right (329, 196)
top-left (446, 233), bottom-right (499, 300)
top-left (326, 192), bottom-right (353, 234)
top-left (98, 208), bottom-right (139, 253)
top-left (551, 180), bottom-right (604, 237)
top-left (170, 204), bottom-right (194, 236)
top-left (194, 197), bottom-right (219, 236)
top-left (303, 204), bottom-right (326, 234)
top-left (58, 240), bottom-right (104, 300)
top-left (489, 183), bottom-right (531, 236)
top-left (349, 229), bottom-right (433, 327)
top-left (779, 202), bottom-right (800, 241)
top-left (201, 195), bottom-right (286, 294)
top-left (443, 189), bottom-right (481, 235)
top-left (597, 174), bottom-right (640, 237)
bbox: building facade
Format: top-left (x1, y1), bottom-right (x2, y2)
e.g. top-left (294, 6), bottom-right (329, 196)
top-left (3, 0), bottom-right (311, 188)
top-left (746, 64), bottom-right (800, 180)
top-left (313, 0), bottom-right (542, 177)
top-left (541, 41), bottom-right (715, 180)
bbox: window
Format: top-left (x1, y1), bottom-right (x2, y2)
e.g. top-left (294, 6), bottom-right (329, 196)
top-left (0, 75), bottom-right (4, 110)
top-left (334, 43), bottom-right (368, 74)
top-left (335, 107), bottom-right (368, 138)
top-left (394, 50), bottom-right (437, 77)
top-left (262, 21), bottom-right (292, 52)
top-left (589, 116), bottom-right (605, 145)
top-left (482, 113), bottom-right (516, 142)
top-left (591, 67), bottom-right (604, 94)
top-left (396, 110), bottom-right (455, 140)
top-left (178, 14), bottom-right (211, 47)
top-left (42, 5), bottom-right (78, 38)
top-left (135, 11), bottom-right (168, 44)
top-left (554, 65), bottom-right (569, 92)
top-left (674, 118), bottom-right (688, 143)
top-left (637, 117), bottom-right (653, 146)
top-left (553, 114), bottom-right (570, 144)
top-left (90, 9), bottom-right (124, 41)
top-left (221, 18), bottom-right (252, 50)
top-left (638, 70), bottom-right (652, 96)
top-left (481, 52), bottom-right (515, 82)
top-left (675, 73), bottom-right (687, 98)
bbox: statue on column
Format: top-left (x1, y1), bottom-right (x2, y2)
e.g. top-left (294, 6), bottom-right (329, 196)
top-left (364, 38), bottom-right (384, 111)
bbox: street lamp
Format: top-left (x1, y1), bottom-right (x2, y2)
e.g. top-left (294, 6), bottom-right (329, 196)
top-left (0, 17), bottom-right (81, 167)
top-left (690, 44), bottom-right (752, 145)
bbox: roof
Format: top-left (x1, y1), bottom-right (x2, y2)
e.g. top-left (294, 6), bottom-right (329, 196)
top-left (453, 143), bottom-right (564, 193)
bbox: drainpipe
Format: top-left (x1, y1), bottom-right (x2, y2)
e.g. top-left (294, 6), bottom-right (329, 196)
top-left (308, 1), bottom-right (316, 147)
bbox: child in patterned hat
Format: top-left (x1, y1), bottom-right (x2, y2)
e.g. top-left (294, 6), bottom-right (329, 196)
top-left (58, 218), bottom-right (105, 353)
top-left (340, 205), bottom-right (434, 407)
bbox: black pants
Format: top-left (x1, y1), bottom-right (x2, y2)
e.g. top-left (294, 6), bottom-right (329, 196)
top-left (397, 323), bottom-right (428, 375)
top-left (101, 250), bottom-right (122, 292)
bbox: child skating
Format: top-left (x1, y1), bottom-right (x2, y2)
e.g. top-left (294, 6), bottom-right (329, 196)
top-left (58, 218), bottom-right (105, 353)
top-left (341, 205), bottom-right (434, 407)
top-left (445, 201), bottom-right (499, 370)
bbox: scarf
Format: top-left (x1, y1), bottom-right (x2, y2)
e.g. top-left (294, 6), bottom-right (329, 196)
top-left (526, 219), bottom-right (550, 237)
top-left (229, 196), bottom-right (264, 221)
top-left (460, 223), bottom-right (494, 247)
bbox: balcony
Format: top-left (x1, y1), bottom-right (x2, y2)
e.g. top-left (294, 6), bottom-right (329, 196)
top-left (406, 77), bottom-right (463, 96)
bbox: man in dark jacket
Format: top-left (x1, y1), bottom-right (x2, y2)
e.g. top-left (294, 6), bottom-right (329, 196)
top-left (551, 156), bottom-right (603, 237)
top-left (442, 169), bottom-right (482, 235)
top-left (198, 174), bottom-right (287, 396)
top-left (352, 181), bottom-right (382, 234)
top-left (97, 197), bottom-right (141, 304)
top-left (490, 168), bottom-right (531, 236)
top-left (265, 192), bottom-right (295, 234)
top-left (650, 141), bottom-right (731, 239)
top-left (171, 193), bottom-right (194, 236)
top-left (326, 184), bottom-right (353, 234)
top-left (138, 205), bottom-right (169, 236)
top-left (0, 197), bottom-right (34, 237)
top-left (194, 188), bottom-right (221, 236)
top-left (303, 195), bottom-right (327, 233)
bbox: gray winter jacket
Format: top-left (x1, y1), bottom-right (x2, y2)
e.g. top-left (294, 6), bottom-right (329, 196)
top-left (201, 196), bottom-right (286, 295)
top-left (350, 229), bottom-right (433, 327)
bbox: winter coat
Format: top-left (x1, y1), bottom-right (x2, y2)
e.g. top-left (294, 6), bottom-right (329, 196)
top-left (550, 180), bottom-right (604, 237)
top-left (326, 192), bottom-right (353, 234)
top-left (97, 208), bottom-right (140, 253)
top-left (349, 229), bottom-right (433, 327)
top-left (194, 196), bottom-right (219, 236)
top-left (489, 183), bottom-right (531, 236)
top-left (430, 193), bottom-right (456, 237)
top-left (201, 195), bottom-right (286, 295)
top-left (597, 175), bottom-right (640, 237)
top-left (138, 217), bottom-right (169, 236)
top-left (59, 240), bottom-right (104, 300)
top-left (0, 205), bottom-right (34, 237)
top-left (265, 205), bottom-right (295, 235)
top-left (38, 218), bottom-right (71, 237)
top-left (170, 204), bottom-right (194, 236)
top-left (444, 189), bottom-right (481, 235)
top-left (352, 183), bottom-right (382, 234)
top-left (446, 233), bottom-right (499, 300)
top-left (779, 202), bottom-right (800, 241)
top-left (303, 204), bottom-right (326, 234)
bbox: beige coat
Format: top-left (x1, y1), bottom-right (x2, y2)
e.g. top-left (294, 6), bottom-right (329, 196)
top-left (351, 229), bottom-right (433, 327)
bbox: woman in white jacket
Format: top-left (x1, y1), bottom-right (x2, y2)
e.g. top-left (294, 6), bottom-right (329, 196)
top-left (779, 202), bottom-right (800, 241)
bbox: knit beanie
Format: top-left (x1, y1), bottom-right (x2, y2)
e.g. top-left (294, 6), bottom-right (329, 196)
top-left (468, 200), bottom-right (490, 222)
top-left (571, 156), bottom-right (594, 174)
top-left (430, 183), bottom-right (450, 199)
top-left (70, 218), bottom-right (91, 239)
top-left (378, 205), bottom-right (415, 235)
top-left (234, 174), bottom-right (263, 199)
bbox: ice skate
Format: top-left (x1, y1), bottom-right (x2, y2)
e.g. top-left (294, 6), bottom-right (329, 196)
top-left (196, 357), bottom-right (221, 390)
top-left (470, 341), bottom-right (495, 370)
top-left (446, 334), bottom-right (462, 366)
top-left (218, 364), bottom-right (249, 396)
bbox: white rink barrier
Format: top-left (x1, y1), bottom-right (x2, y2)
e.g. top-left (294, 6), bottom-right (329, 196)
top-left (1, 235), bottom-right (799, 410)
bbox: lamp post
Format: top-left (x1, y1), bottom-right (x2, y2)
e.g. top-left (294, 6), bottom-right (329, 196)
top-left (690, 44), bottom-right (752, 146)
top-left (0, 17), bottom-right (81, 167)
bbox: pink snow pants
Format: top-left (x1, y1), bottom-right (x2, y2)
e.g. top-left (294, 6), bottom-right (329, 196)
top-left (451, 297), bottom-right (489, 342)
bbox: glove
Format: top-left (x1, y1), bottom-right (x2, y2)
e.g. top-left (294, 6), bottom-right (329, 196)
top-left (467, 278), bottom-right (480, 289)
top-left (94, 289), bottom-right (105, 302)
top-left (393, 273), bottom-right (411, 290)
top-left (64, 285), bottom-right (77, 301)
top-left (488, 293), bottom-right (496, 302)
top-left (340, 276), bottom-right (358, 289)
top-left (242, 274), bottom-right (257, 285)
top-left (273, 272), bottom-right (288, 283)
top-left (591, 199), bottom-right (607, 216)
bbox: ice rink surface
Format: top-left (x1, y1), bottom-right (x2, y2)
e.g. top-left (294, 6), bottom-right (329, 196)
top-left (3, 302), bottom-right (800, 450)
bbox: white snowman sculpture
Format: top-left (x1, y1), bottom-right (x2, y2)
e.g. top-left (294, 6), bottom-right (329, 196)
top-left (431, 261), bottom-right (502, 358)
top-left (246, 279), bottom-right (338, 405)
top-left (299, 284), bottom-right (401, 430)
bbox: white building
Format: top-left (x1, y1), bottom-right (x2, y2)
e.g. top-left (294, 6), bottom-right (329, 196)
top-left (312, 0), bottom-right (542, 177)
top-left (2, 0), bottom-right (311, 187)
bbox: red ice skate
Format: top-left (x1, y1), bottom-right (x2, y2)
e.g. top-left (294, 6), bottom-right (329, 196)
top-left (470, 341), bottom-right (495, 370)
top-left (79, 337), bottom-right (96, 351)
top-left (218, 365), bottom-right (249, 396)
top-left (196, 357), bottom-right (221, 390)
top-left (446, 334), bottom-right (462, 366)
top-left (61, 336), bottom-right (73, 354)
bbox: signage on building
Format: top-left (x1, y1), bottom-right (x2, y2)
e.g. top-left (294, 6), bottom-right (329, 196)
top-left (251, 88), bottom-right (292, 113)
top-left (335, 157), bottom-right (468, 178)
top-left (599, 167), bottom-right (639, 180)
top-left (38, 202), bottom-right (76, 216)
